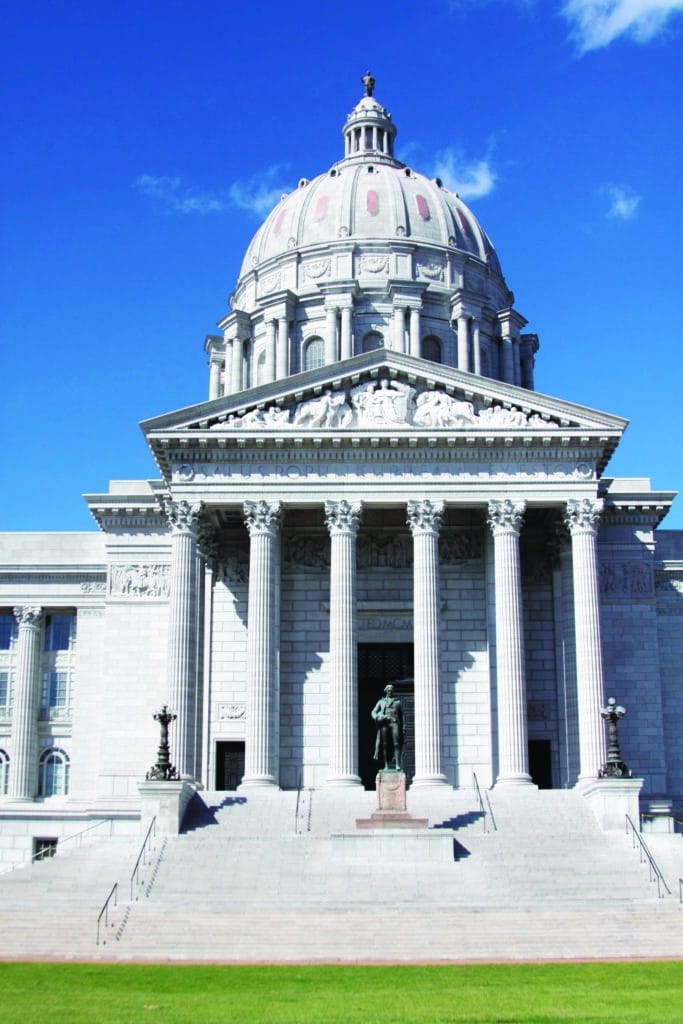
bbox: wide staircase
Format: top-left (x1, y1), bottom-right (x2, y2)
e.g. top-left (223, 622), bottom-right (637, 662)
top-left (1, 787), bottom-right (681, 962)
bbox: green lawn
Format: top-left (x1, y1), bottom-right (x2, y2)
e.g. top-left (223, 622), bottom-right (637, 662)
top-left (0, 962), bottom-right (681, 1024)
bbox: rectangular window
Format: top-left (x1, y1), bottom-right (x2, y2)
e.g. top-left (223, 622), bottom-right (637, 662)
top-left (41, 670), bottom-right (68, 713)
top-left (44, 613), bottom-right (75, 651)
top-left (0, 671), bottom-right (9, 707)
top-left (0, 613), bottom-right (15, 650)
top-left (33, 837), bottom-right (58, 860)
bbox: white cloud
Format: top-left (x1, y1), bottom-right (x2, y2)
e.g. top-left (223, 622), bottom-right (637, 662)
top-left (602, 183), bottom-right (641, 219)
top-left (430, 149), bottom-right (498, 199)
top-left (562, 0), bottom-right (683, 53)
top-left (227, 164), bottom-right (292, 217)
top-left (135, 165), bottom-right (292, 218)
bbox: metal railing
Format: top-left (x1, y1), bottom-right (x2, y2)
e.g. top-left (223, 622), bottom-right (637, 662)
top-left (130, 817), bottom-right (157, 901)
top-left (679, 878), bottom-right (682, 906)
top-left (96, 882), bottom-right (118, 946)
top-left (625, 814), bottom-right (671, 899)
top-left (294, 773), bottom-right (312, 835)
top-left (472, 772), bottom-right (497, 832)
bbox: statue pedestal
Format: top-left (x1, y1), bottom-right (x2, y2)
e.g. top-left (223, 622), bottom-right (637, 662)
top-left (355, 771), bottom-right (428, 830)
top-left (137, 779), bottom-right (197, 835)
top-left (579, 777), bottom-right (643, 832)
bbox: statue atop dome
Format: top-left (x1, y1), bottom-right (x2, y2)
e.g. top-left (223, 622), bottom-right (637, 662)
top-left (361, 70), bottom-right (375, 97)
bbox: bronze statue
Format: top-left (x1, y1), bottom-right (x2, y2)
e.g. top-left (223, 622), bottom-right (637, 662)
top-left (372, 684), bottom-right (404, 771)
top-left (361, 71), bottom-right (375, 98)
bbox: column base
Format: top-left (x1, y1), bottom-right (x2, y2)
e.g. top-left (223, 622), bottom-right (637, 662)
top-left (325, 775), bottom-right (363, 788)
top-left (495, 773), bottom-right (535, 787)
top-left (238, 775), bottom-right (279, 789)
top-left (410, 774), bottom-right (450, 788)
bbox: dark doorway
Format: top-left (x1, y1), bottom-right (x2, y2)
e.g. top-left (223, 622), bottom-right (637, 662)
top-left (358, 643), bottom-right (414, 790)
top-left (528, 739), bottom-right (553, 789)
top-left (216, 741), bottom-right (245, 790)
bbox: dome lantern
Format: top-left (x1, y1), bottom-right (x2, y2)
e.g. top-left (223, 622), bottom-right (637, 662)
top-left (342, 73), bottom-right (397, 162)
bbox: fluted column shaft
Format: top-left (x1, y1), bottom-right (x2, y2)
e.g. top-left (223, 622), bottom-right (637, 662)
top-left (457, 316), bottom-right (469, 371)
top-left (265, 320), bottom-right (277, 384)
top-left (242, 500), bottom-right (281, 787)
top-left (223, 338), bottom-right (233, 397)
top-left (209, 356), bottom-right (222, 401)
top-left (565, 499), bottom-right (607, 782)
top-left (340, 305), bottom-right (353, 361)
top-left (488, 500), bottom-right (532, 785)
top-left (472, 320), bottom-right (481, 375)
top-left (393, 307), bottom-right (405, 352)
top-left (230, 336), bottom-right (242, 393)
top-left (165, 500), bottom-right (203, 780)
top-left (277, 316), bottom-right (289, 379)
top-left (325, 307), bottom-right (337, 365)
top-left (501, 335), bottom-right (515, 384)
top-left (409, 307), bottom-right (421, 357)
top-left (325, 501), bottom-right (362, 786)
top-left (8, 606), bottom-right (43, 800)
top-left (407, 500), bottom-right (448, 786)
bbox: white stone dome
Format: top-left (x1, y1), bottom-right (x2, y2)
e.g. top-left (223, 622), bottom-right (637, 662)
top-left (237, 93), bottom-right (502, 285)
top-left (211, 78), bottom-right (537, 398)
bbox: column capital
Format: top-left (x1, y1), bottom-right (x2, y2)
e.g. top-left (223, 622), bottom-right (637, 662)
top-left (243, 499), bottom-right (282, 538)
top-left (163, 498), bottom-right (204, 536)
top-left (13, 606), bottom-right (43, 628)
top-left (325, 500), bottom-right (362, 536)
top-left (564, 498), bottom-right (603, 536)
top-left (407, 499), bottom-right (444, 536)
top-left (487, 499), bottom-right (525, 536)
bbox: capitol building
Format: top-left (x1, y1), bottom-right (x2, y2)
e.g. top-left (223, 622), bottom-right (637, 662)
top-left (1, 78), bottom-right (681, 865)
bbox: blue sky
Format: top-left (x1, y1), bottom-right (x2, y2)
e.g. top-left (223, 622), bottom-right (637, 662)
top-left (2, 0), bottom-right (682, 530)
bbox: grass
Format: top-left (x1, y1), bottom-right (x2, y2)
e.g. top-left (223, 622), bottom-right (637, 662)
top-left (0, 961), bottom-right (681, 1023)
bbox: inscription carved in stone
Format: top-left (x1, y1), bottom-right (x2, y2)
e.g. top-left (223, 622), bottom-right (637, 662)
top-left (217, 703), bottom-right (246, 721)
top-left (599, 561), bottom-right (653, 595)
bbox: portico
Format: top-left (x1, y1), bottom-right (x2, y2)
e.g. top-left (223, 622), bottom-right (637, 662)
top-left (144, 349), bottom-right (625, 793)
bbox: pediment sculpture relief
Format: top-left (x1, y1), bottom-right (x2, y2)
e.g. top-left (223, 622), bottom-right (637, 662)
top-left (209, 379), bottom-right (561, 432)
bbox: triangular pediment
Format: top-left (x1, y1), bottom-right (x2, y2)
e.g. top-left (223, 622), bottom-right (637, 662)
top-left (142, 349), bottom-right (628, 439)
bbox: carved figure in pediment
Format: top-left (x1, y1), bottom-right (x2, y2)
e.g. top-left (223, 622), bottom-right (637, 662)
top-left (478, 404), bottom-right (527, 427)
top-left (241, 407), bottom-right (266, 427)
top-left (293, 389), bottom-right (352, 429)
top-left (351, 378), bottom-right (414, 427)
top-left (414, 389), bottom-right (477, 428)
top-left (262, 404), bottom-right (291, 426)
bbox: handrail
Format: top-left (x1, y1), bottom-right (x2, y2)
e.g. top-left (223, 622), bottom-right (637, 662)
top-left (295, 773), bottom-right (302, 834)
top-left (43, 817), bottom-right (114, 860)
top-left (472, 772), bottom-right (497, 832)
top-left (96, 882), bottom-right (118, 946)
top-left (679, 878), bottom-right (682, 906)
top-left (625, 814), bottom-right (671, 898)
top-left (130, 817), bottom-right (156, 901)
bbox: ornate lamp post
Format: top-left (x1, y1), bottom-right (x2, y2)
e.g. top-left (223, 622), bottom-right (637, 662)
top-left (598, 697), bottom-right (631, 778)
top-left (146, 705), bottom-right (180, 781)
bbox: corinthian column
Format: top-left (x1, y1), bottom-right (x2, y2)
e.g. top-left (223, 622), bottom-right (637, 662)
top-left (407, 500), bottom-right (448, 787)
top-left (164, 498), bottom-right (204, 780)
top-left (242, 500), bottom-right (282, 787)
top-left (487, 499), bottom-right (532, 785)
top-left (7, 606), bottom-right (43, 800)
top-left (325, 500), bottom-right (362, 786)
top-left (564, 498), bottom-right (607, 783)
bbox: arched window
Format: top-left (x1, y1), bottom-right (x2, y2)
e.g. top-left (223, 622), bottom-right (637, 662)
top-left (303, 336), bottom-right (325, 372)
top-left (0, 750), bottom-right (8, 795)
top-left (39, 747), bottom-right (70, 797)
top-left (362, 331), bottom-right (383, 353)
top-left (421, 336), bottom-right (442, 364)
